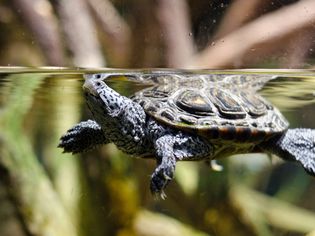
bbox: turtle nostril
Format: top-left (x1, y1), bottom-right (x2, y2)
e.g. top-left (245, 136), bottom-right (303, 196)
top-left (95, 81), bottom-right (102, 87)
top-left (96, 74), bottom-right (101, 79)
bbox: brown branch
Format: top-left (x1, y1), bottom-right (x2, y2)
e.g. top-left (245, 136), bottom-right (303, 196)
top-left (11, 0), bottom-right (65, 66)
top-left (56, 0), bottom-right (105, 67)
top-left (87, 0), bottom-right (131, 67)
top-left (155, 0), bottom-right (195, 68)
top-left (280, 28), bottom-right (315, 68)
top-left (214, 0), bottom-right (270, 39)
top-left (187, 0), bottom-right (315, 69)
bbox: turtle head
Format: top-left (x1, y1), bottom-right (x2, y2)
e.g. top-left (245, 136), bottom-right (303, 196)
top-left (83, 78), bottom-right (124, 117)
top-left (82, 74), bottom-right (148, 154)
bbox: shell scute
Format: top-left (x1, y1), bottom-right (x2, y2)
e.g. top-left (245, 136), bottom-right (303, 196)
top-left (209, 88), bottom-right (246, 119)
top-left (176, 90), bottom-right (214, 115)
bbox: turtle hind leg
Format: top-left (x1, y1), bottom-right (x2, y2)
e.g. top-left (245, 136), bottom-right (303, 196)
top-left (260, 129), bottom-right (315, 175)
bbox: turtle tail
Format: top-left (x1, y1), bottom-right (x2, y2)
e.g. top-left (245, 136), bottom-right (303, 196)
top-left (259, 129), bottom-right (315, 176)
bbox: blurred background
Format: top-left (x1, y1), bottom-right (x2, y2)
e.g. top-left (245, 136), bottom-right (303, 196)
top-left (1, 0), bottom-right (315, 69)
top-left (0, 0), bottom-right (315, 236)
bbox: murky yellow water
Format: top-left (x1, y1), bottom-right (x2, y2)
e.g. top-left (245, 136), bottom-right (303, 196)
top-left (0, 67), bottom-right (314, 236)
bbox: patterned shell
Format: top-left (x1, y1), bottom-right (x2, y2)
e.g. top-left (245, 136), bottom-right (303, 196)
top-left (124, 72), bottom-right (288, 142)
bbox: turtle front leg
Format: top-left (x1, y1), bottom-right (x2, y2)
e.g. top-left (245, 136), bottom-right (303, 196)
top-left (59, 120), bottom-right (109, 154)
top-left (151, 133), bottom-right (213, 198)
top-left (151, 135), bottom-right (177, 198)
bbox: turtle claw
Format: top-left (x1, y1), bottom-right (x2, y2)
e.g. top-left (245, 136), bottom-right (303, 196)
top-left (209, 160), bottom-right (224, 171)
top-left (163, 172), bottom-right (172, 181)
top-left (59, 133), bottom-right (80, 154)
top-left (152, 190), bottom-right (167, 200)
top-left (160, 191), bottom-right (167, 200)
top-left (150, 165), bottom-right (174, 198)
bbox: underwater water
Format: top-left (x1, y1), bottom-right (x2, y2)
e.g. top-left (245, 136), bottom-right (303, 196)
top-left (0, 67), bottom-right (315, 236)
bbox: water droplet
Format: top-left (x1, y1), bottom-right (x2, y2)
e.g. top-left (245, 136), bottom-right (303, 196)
top-left (189, 32), bottom-right (192, 37)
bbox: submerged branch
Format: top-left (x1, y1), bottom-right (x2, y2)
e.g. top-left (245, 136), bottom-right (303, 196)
top-left (0, 74), bottom-right (77, 236)
top-left (134, 210), bottom-right (209, 236)
top-left (232, 185), bottom-right (315, 234)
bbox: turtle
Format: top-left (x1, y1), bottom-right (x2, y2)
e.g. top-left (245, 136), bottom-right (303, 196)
top-left (59, 71), bottom-right (315, 197)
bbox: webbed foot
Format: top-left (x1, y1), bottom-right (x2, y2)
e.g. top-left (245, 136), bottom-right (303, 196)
top-left (150, 164), bottom-right (175, 199)
top-left (59, 120), bottom-right (108, 154)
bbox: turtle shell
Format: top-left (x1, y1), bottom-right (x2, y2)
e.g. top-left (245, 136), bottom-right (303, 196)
top-left (128, 73), bottom-right (289, 142)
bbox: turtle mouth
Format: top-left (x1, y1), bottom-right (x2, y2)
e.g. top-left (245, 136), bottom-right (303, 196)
top-left (82, 78), bottom-right (106, 97)
top-left (84, 92), bottom-right (107, 119)
top-left (84, 91), bottom-right (102, 104)
top-left (84, 90), bottom-right (111, 115)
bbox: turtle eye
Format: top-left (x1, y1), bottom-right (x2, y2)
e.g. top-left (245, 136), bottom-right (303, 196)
top-left (96, 74), bottom-right (101, 79)
top-left (95, 81), bottom-right (102, 87)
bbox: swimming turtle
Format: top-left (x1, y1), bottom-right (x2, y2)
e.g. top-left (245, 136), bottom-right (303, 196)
top-left (59, 72), bottom-right (315, 197)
